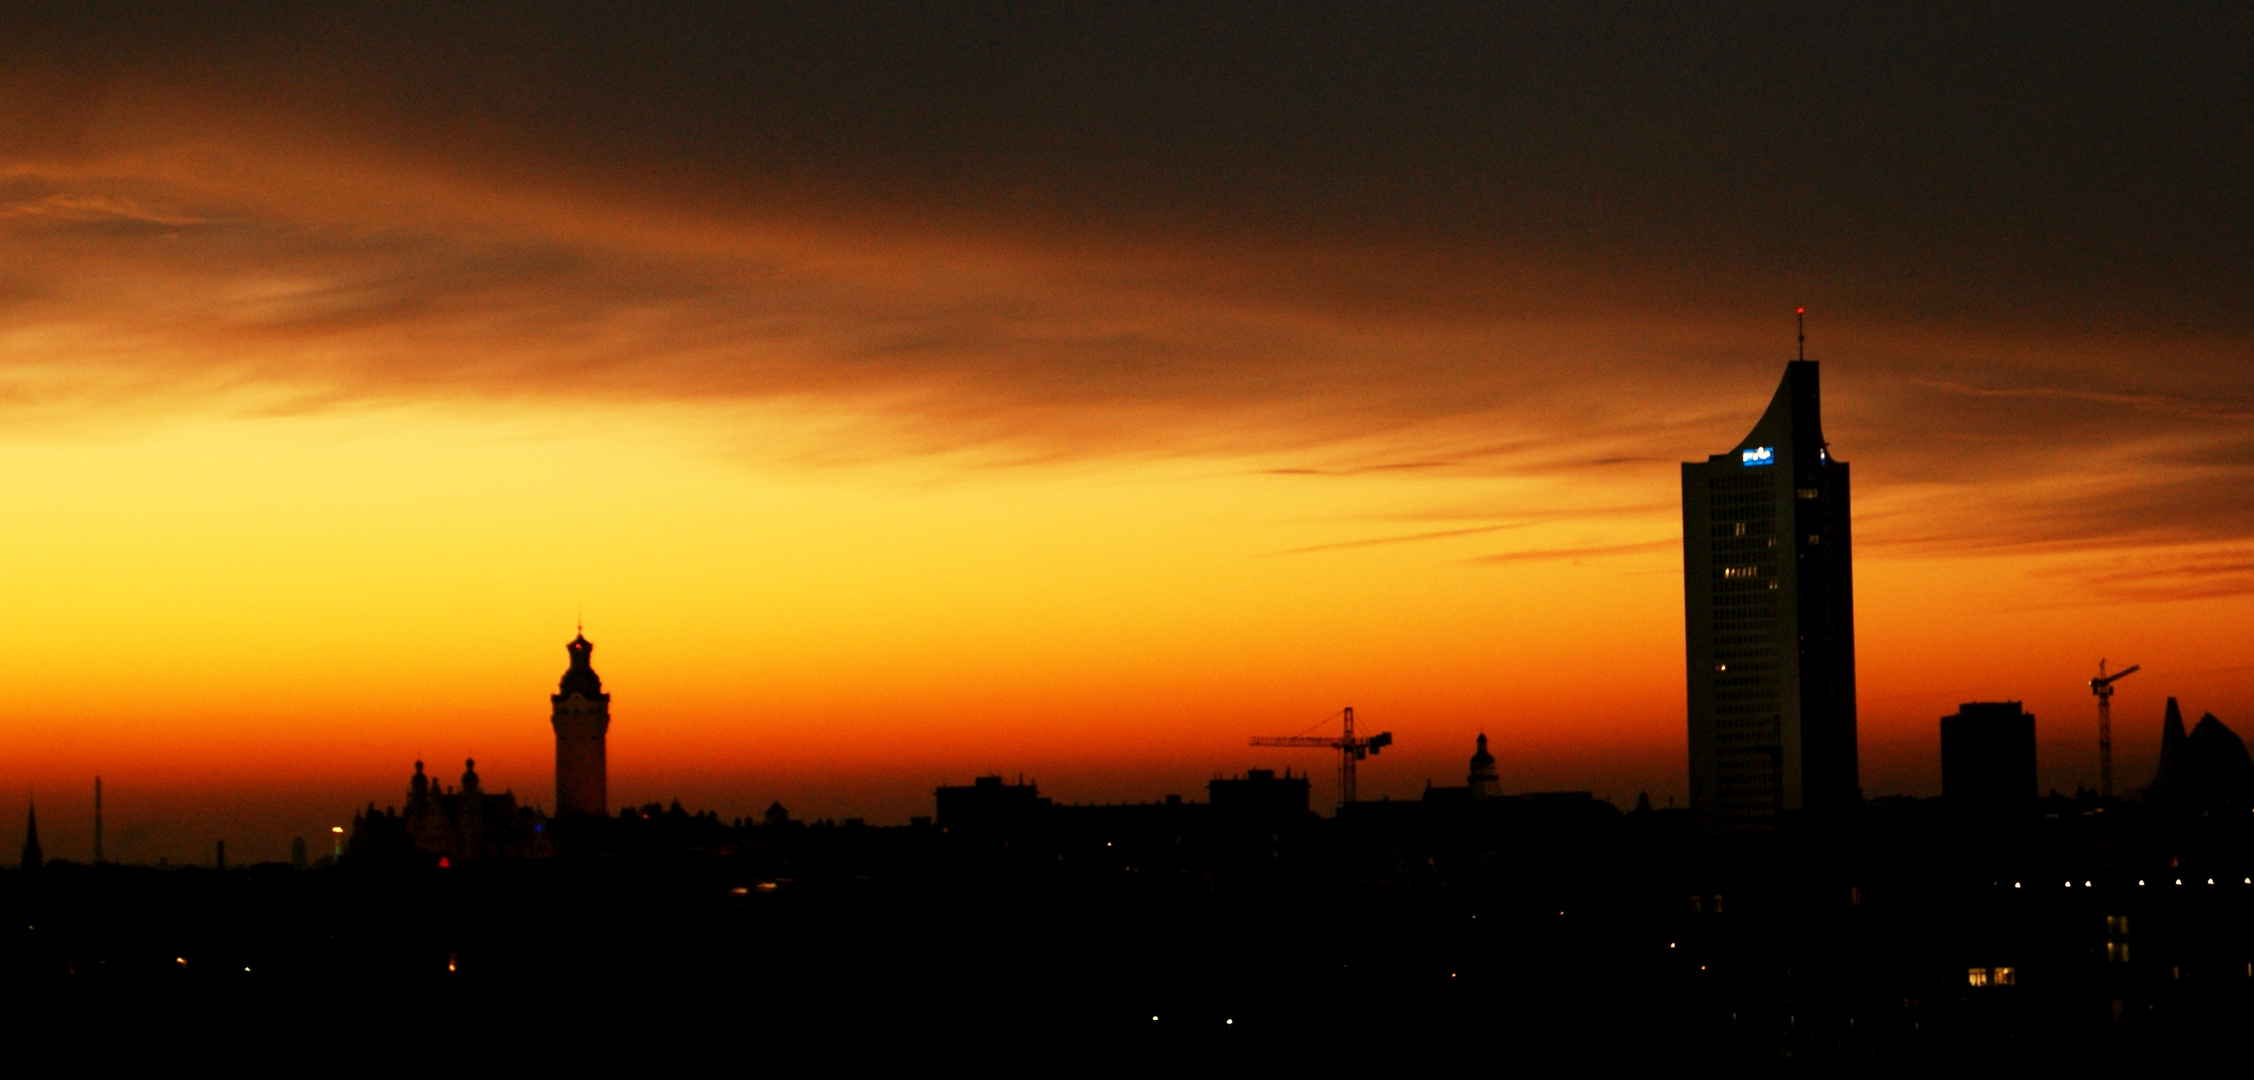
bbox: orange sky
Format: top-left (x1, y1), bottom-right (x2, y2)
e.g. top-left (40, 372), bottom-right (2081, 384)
top-left (2, 5), bottom-right (2250, 863)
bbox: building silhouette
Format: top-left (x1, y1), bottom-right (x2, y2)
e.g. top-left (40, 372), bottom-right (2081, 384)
top-left (350, 758), bottom-right (541, 863)
top-left (551, 632), bottom-right (611, 817)
top-left (1940, 701), bottom-right (2036, 804)
top-left (934, 776), bottom-right (1049, 835)
top-left (1682, 359), bottom-right (1858, 829)
top-left (1423, 734), bottom-right (1504, 803)
top-left (1208, 768), bottom-right (1311, 818)
top-left (2146, 697), bottom-right (2254, 813)
top-left (407, 758), bottom-right (534, 861)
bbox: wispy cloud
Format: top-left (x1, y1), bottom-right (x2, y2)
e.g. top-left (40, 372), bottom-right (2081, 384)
top-left (1909, 379), bottom-right (2254, 422)
top-left (1273, 523), bottom-right (1523, 556)
top-left (1464, 539), bottom-right (1676, 565)
top-left (2039, 547), bottom-right (2254, 604)
top-left (1267, 461), bottom-right (1459, 476)
top-left (0, 192), bottom-right (212, 227)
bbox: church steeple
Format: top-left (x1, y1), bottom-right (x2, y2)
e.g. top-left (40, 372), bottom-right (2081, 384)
top-left (20, 800), bottom-right (41, 871)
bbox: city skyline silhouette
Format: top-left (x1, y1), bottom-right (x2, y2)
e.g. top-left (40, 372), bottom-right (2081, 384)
top-left (4, 4), bottom-right (2252, 868)
top-left (6, 9), bottom-right (2254, 1056)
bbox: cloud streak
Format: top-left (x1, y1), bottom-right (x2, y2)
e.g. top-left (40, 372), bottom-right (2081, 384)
top-left (1274, 524), bottom-right (1523, 557)
top-left (1465, 540), bottom-right (1678, 566)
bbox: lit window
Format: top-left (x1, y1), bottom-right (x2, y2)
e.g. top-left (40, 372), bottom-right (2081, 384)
top-left (1733, 522), bottom-right (1747, 537)
top-left (2107, 942), bottom-right (2131, 963)
top-left (1993, 967), bottom-right (2015, 985)
top-left (1806, 535), bottom-right (1820, 545)
top-left (2106, 915), bottom-right (2129, 935)
top-left (1967, 967), bottom-right (1989, 987)
top-left (1797, 488), bottom-right (1818, 499)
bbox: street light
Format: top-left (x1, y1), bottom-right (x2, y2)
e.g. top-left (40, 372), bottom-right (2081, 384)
top-left (330, 825), bottom-right (344, 861)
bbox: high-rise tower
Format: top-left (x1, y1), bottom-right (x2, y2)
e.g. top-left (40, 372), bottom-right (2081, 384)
top-left (550, 632), bottom-right (611, 817)
top-left (1682, 359), bottom-right (1858, 829)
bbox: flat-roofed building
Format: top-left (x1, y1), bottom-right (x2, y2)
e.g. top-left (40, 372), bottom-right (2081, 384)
top-left (1941, 701), bottom-right (2037, 803)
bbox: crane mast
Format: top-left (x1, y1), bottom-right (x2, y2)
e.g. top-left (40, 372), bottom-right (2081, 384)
top-left (1250, 706), bottom-right (1394, 811)
top-left (2089, 660), bottom-right (2140, 799)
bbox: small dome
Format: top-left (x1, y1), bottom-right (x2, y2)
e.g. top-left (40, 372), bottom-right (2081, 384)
top-left (1470, 732), bottom-right (1495, 766)
top-left (558, 633), bottom-right (605, 698)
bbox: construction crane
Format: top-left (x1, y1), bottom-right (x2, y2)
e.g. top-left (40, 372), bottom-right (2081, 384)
top-left (2090, 660), bottom-right (2140, 799)
top-left (1250, 707), bottom-right (1393, 810)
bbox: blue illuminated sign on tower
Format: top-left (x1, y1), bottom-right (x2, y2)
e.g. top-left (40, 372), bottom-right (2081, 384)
top-left (1741, 446), bottom-right (1775, 467)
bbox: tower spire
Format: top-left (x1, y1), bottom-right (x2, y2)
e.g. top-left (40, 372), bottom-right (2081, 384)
top-left (21, 799), bottom-right (41, 871)
top-left (1797, 306), bottom-right (1805, 361)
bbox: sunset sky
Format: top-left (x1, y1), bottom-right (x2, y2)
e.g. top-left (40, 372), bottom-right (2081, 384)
top-left (4, 3), bottom-right (2251, 864)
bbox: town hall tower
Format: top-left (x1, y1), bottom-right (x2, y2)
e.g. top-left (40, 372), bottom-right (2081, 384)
top-left (551, 632), bottom-right (611, 817)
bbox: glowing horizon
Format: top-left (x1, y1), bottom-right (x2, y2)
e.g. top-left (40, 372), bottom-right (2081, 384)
top-left (2, 6), bottom-right (2250, 864)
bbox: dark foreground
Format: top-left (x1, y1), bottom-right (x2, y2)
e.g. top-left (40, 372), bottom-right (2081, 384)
top-left (3, 797), bottom-right (2251, 1063)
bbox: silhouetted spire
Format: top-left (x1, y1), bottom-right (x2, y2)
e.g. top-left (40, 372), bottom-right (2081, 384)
top-left (461, 758), bottom-right (480, 793)
top-left (2154, 697), bottom-right (2188, 790)
top-left (20, 801), bottom-right (40, 871)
